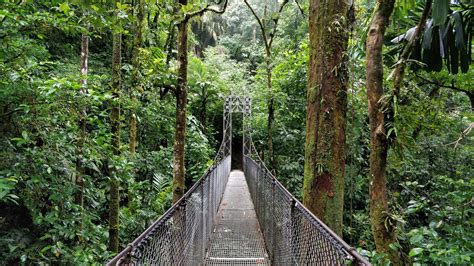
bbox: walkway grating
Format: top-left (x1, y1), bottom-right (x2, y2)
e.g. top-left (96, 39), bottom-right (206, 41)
top-left (107, 95), bottom-right (369, 266)
top-left (204, 170), bottom-right (270, 265)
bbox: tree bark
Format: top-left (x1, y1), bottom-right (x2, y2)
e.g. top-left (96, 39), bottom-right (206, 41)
top-left (172, 0), bottom-right (189, 203)
top-left (75, 33), bottom-right (88, 208)
top-left (302, 0), bottom-right (351, 236)
top-left (108, 0), bottom-right (122, 253)
top-left (365, 0), bottom-right (401, 264)
top-left (130, 0), bottom-right (146, 155)
top-left (171, 0), bottom-right (228, 203)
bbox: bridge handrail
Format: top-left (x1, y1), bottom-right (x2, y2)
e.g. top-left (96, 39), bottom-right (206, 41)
top-left (245, 141), bottom-right (370, 265)
top-left (107, 140), bottom-right (231, 265)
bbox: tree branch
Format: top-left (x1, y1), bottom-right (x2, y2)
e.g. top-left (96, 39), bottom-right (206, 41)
top-left (415, 74), bottom-right (472, 95)
top-left (182, 0), bottom-right (228, 23)
top-left (244, 0), bottom-right (290, 52)
top-left (243, 0), bottom-right (269, 51)
top-left (294, 0), bottom-right (305, 17)
top-left (392, 0), bottom-right (432, 97)
top-left (268, 0), bottom-right (289, 49)
top-left (446, 123), bottom-right (474, 149)
top-left (0, 108), bottom-right (22, 118)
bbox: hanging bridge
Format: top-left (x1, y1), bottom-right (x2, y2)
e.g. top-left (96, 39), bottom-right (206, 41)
top-left (108, 96), bottom-right (369, 265)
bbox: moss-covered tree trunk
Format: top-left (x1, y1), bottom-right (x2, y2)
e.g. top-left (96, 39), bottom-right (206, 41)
top-left (172, 0), bottom-right (188, 203)
top-left (108, 0), bottom-right (122, 253)
top-left (171, 0), bottom-right (228, 203)
top-left (302, 0), bottom-right (351, 236)
top-left (130, 0), bottom-right (146, 155)
top-left (365, 0), bottom-right (401, 264)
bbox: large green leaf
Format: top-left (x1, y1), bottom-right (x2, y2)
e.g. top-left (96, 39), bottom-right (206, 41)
top-left (451, 11), bottom-right (470, 73)
top-left (447, 23), bottom-right (459, 73)
top-left (452, 12), bottom-right (465, 50)
top-left (410, 39), bottom-right (423, 71)
top-left (432, 26), bottom-right (443, 71)
top-left (422, 20), bottom-right (434, 49)
top-left (432, 0), bottom-right (450, 26)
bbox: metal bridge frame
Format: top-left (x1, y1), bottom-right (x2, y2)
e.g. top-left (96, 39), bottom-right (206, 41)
top-left (107, 95), bottom-right (370, 266)
top-left (222, 95), bottom-right (253, 159)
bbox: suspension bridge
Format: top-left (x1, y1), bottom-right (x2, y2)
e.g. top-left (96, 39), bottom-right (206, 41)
top-left (108, 96), bottom-right (369, 265)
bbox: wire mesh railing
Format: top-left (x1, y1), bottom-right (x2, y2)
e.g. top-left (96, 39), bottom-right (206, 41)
top-left (107, 155), bottom-right (231, 265)
top-left (108, 95), bottom-right (369, 265)
top-left (243, 143), bottom-right (370, 265)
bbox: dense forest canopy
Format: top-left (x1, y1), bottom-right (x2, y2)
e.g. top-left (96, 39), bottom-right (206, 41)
top-left (0, 0), bottom-right (472, 264)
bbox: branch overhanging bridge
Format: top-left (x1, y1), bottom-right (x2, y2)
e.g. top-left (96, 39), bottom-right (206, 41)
top-left (108, 96), bottom-right (370, 265)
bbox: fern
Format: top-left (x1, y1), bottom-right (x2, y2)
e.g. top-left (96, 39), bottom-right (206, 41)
top-left (152, 173), bottom-right (170, 192)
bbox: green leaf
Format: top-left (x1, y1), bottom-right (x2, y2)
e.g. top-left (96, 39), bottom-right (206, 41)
top-left (410, 234), bottom-right (424, 244)
top-left (432, 0), bottom-right (449, 26)
top-left (446, 22), bottom-right (459, 73)
top-left (451, 12), bottom-right (465, 50)
top-left (21, 130), bottom-right (28, 140)
top-left (59, 2), bottom-right (70, 14)
top-left (409, 247), bottom-right (424, 257)
top-left (422, 22), bottom-right (434, 50)
top-left (431, 26), bottom-right (443, 71)
top-left (41, 245), bottom-right (52, 254)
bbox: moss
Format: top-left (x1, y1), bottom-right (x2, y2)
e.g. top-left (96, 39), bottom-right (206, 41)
top-left (303, 0), bottom-right (350, 236)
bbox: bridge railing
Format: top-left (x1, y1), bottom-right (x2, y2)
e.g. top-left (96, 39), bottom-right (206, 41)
top-left (107, 155), bottom-right (231, 265)
top-left (244, 143), bottom-right (370, 265)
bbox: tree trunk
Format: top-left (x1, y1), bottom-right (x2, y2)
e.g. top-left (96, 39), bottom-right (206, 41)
top-left (172, 0), bottom-right (188, 203)
top-left (266, 52), bottom-right (275, 172)
top-left (130, 0), bottom-right (146, 154)
top-left (75, 33), bottom-right (88, 208)
top-left (243, 0), bottom-right (289, 174)
top-left (108, 0), bottom-right (122, 252)
top-left (365, 0), bottom-right (401, 264)
top-left (302, 0), bottom-right (351, 236)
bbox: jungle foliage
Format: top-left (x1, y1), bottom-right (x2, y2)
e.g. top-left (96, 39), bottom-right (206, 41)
top-left (0, 0), bottom-right (472, 264)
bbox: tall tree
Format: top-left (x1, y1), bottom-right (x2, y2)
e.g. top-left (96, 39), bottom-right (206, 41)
top-left (243, 0), bottom-right (289, 172)
top-left (302, 0), bottom-right (352, 236)
top-left (108, 0), bottom-right (122, 252)
top-left (172, 0), bottom-right (228, 203)
top-left (365, 0), bottom-right (400, 263)
top-left (130, 0), bottom-right (146, 154)
top-left (173, 0), bottom-right (189, 203)
top-left (365, 0), bottom-right (433, 262)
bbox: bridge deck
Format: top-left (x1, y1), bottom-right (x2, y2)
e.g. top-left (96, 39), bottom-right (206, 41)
top-left (204, 170), bottom-right (270, 265)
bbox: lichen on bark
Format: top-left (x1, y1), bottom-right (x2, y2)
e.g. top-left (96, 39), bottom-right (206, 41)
top-left (303, 0), bottom-right (351, 236)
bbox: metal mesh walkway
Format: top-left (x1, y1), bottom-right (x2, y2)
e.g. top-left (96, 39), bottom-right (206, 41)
top-left (204, 171), bottom-right (269, 265)
top-left (107, 95), bottom-right (370, 266)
